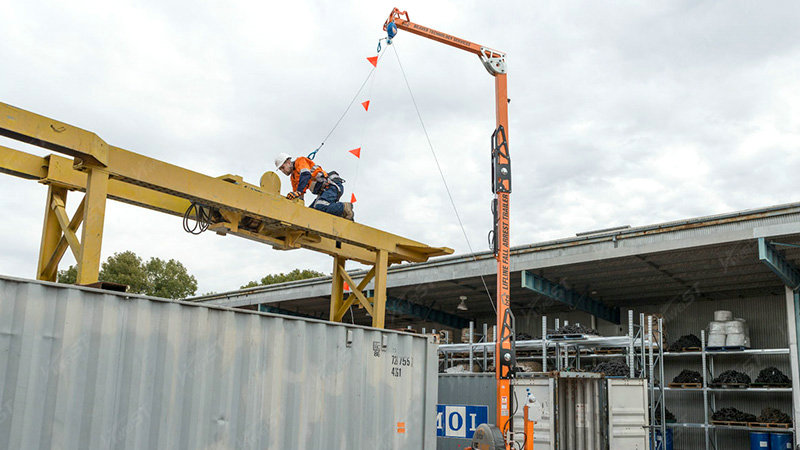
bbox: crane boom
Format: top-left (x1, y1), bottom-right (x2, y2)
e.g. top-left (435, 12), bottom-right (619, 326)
top-left (383, 8), bottom-right (515, 447)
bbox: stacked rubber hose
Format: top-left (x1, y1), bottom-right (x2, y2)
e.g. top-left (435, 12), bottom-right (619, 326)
top-left (668, 334), bottom-right (702, 351)
top-left (758, 407), bottom-right (793, 425)
top-left (591, 360), bottom-right (630, 377)
top-left (712, 407), bottom-right (757, 423)
top-left (754, 367), bottom-right (791, 385)
top-left (654, 407), bottom-right (676, 424)
top-left (672, 369), bottom-right (702, 384)
top-left (548, 324), bottom-right (599, 335)
top-left (712, 369), bottom-right (751, 385)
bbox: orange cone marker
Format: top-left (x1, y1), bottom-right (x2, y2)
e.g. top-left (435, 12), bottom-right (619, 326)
top-left (351, 193), bottom-right (357, 203)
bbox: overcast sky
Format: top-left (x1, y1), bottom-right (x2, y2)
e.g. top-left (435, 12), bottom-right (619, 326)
top-left (1, 1), bottom-right (799, 295)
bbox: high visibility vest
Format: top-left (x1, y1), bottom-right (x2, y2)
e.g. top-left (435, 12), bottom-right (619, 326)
top-left (290, 156), bottom-right (328, 194)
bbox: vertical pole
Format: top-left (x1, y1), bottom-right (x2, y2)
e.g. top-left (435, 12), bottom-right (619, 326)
top-left (576, 378), bottom-right (585, 450)
top-left (371, 249), bottom-right (388, 328)
top-left (566, 379), bottom-right (575, 450)
top-left (37, 185), bottom-right (67, 281)
top-left (658, 318), bottom-right (666, 449)
top-left (701, 330), bottom-right (709, 450)
top-left (585, 378), bottom-right (594, 450)
top-left (629, 311), bottom-right (636, 378)
top-left (483, 323), bottom-right (488, 371)
top-left (541, 315), bottom-right (547, 372)
top-left (785, 286), bottom-right (800, 449)
top-left (493, 72), bottom-right (512, 446)
top-left (469, 321), bottom-right (474, 372)
top-left (647, 316), bottom-right (655, 449)
top-left (76, 167), bottom-right (109, 284)
top-left (329, 256), bottom-right (345, 322)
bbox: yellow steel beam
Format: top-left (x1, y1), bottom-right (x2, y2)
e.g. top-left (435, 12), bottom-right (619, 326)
top-left (0, 147), bottom-right (396, 266)
top-left (0, 145), bottom-right (47, 179)
top-left (0, 103), bottom-right (108, 166)
top-left (37, 185), bottom-right (67, 281)
top-left (330, 256), bottom-right (345, 321)
top-left (339, 266), bottom-right (374, 316)
top-left (372, 249), bottom-right (389, 328)
top-left (335, 266), bottom-right (377, 321)
top-left (40, 196), bottom-right (85, 280)
top-left (50, 196), bottom-right (81, 261)
top-left (0, 102), bottom-right (453, 264)
top-left (105, 145), bottom-right (448, 262)
top-left (76, 167), bottom-right (109, 284)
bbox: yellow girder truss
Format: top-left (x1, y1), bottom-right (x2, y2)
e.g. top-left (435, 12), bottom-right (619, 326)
top-left (0, 102), bottom-right (453, 328)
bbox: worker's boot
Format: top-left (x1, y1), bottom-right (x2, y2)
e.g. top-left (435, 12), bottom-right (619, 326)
top-left (342, 203), bottom-right (354, 221)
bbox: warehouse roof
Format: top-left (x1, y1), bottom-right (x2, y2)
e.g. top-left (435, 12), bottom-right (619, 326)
top-left (190, 201), bottom-right (800, 326)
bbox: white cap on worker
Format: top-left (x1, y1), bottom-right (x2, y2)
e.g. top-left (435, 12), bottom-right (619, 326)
top-left (274, 152), bottom-right (291, 169)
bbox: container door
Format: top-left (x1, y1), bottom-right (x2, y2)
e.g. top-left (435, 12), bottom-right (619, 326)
top-left (512, 377), bottom-right (555, 450)
top-left (607, 378), bottom-right (649, 450)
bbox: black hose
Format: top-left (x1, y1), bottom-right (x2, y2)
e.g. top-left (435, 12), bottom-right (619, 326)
top-left (183, 202), bottom-right (211, 235)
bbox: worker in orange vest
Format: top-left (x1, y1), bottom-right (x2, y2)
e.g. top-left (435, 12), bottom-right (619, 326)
top-left (274, 153), bottom-right (354, 220)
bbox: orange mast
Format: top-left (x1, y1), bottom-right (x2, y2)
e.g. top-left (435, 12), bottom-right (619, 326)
top-left (383, 8), bottom-right (514, 447)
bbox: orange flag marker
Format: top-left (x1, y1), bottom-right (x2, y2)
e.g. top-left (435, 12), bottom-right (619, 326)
top-left (367, 56), bottom-right (378, 67)
top-left (349, 147), bottom-right (361, 158)
top-left (350, 193), bottom-right (357, 203)
top-left (344, 282), bottom-right (350, 292)
top-left (361, 100), bottom-right (370, 111)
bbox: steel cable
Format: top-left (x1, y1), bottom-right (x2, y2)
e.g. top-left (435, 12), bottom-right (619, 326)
top-left (391, 43), bottom-right (496, 314)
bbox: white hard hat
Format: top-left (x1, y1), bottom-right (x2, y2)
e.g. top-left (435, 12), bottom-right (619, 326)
top-left (274, 152), bottom-right (292, 169)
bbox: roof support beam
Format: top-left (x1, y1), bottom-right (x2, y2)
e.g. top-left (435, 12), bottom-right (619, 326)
top-left (386, 296), bottom-right (470, 329)
top-left (758, 237), bottom-right (800, 290)
top-left (521, 270), bottom-right (621, 324)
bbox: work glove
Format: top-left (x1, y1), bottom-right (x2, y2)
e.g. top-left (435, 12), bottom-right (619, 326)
top-left (286, 191), bottom-right (302, 200)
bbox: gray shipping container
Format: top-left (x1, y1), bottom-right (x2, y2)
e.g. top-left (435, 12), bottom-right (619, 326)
top-left (0, 275), bottom-right (438, 449)
top-left (437, 374), bottom-right (496, 449)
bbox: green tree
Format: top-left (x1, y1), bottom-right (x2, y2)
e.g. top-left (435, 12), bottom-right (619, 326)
top-left (56, 251), bottom-right (198, 299)
top-left (57, 265), bottom-right (77, 284)
top-left (100, 251), bottom-right (148, 293)
top-left (241, 268), bottom-right (325, 289)
top-left (144, 258), bottom-right (198, 299)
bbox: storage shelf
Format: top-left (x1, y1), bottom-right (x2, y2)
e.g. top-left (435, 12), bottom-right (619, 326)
top-left (664, 348), bottom-right (789, 357)
top-left (670, 422), bottom-right (795, 433)
top-left (708, 387), bottom-right (792, 393)
top-left (438, 336), bottom-right (659, 354)
top-left (664, 387), bottom-right (791, 393)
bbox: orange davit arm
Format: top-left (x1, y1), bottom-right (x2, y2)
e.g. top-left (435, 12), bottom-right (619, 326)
top-left (384, 8), bottom-right (515, 448)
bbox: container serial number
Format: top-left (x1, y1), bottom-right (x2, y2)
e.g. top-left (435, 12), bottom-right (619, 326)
top-left (391, 355), bottom-right (413, 367)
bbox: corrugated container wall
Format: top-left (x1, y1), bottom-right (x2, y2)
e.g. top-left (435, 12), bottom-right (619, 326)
top-left (0, 276), bottom-right (438, 449)
top-left (437, 373), bottom-right (496, 449)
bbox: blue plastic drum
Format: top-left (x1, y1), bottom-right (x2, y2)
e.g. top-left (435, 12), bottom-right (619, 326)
top-left (750, 431), bottom-right (770, 450)
top-left (651, 428), bottom-right (673, 450)
top-left (770, 433), bottom-right (792, 450)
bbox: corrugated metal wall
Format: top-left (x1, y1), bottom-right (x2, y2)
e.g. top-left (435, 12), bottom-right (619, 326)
top-left (437, 374), bottom-right (495, 450)
top-left (0, 276), bottom-right (438, 450)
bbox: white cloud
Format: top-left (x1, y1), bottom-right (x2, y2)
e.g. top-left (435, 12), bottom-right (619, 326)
top-left (1, 1), bottom-right (799, 294)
